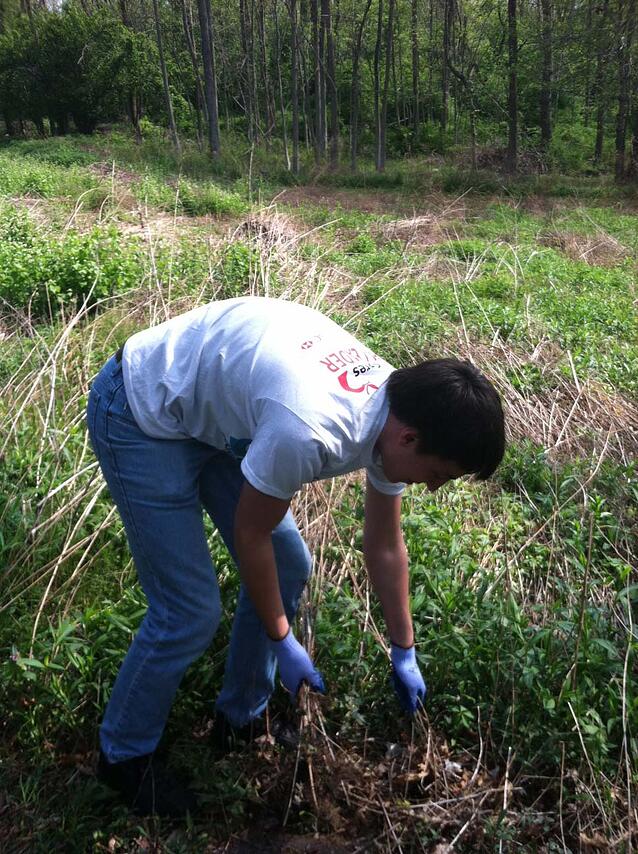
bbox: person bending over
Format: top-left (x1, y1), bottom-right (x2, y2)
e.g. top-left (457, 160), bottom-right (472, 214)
top-left (87, 296), bottom-right (505, 816)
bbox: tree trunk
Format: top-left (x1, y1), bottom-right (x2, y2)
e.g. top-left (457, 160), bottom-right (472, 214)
top-left (180, 0), bottom-right (208, 130)
top-left (411, 0), bottom-right (419, 137)
top-left (299, 31), bottom-right (311, 149)
top-left (374, 0), bottom-right (383, 168)
top-left (311, 0), bottom-right (325, 161)
top-left (593, 0), bottom-right (610, 164)
top-left (151, 0), bottom-right (181, 156)
top-left (323, 0), bottom-right (338, 168)
top-left (128, 94), bottom-right (143, 144)
top-left (630, 73), bottom-right (638, 176)
top-left (442, 0), bottom-right (453, 133)
top-left (249, 0), bottom-right (261, 140)
top-left (615, 0), bottom-right (637, 180)
top-left (614, 0), bottom-right (635, 177)
top-left (287, 0), bottom-right (300, 173)
top-left (118, 0), bottom-right (144, 143)
top-left (258, 0), bottom-right (275, 137)
top-left (272, 0), bottom-right (290, 169)
top-left (539, 0), bottom-right (552, 153)
top-left (506, 0), bottom-right (518, 173)
top-left (378, 0), bottom-right (396, 171)
top-left (584, 0), bottom-right (593, 126)
top-left (350, 0), bottom-right (373, 171)
top-left (427, 0), bottom-right (434, 121)
top-left (197, 0), bottom-right (221, 157)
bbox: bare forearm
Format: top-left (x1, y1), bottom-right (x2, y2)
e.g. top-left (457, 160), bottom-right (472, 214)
top-left (365, 544), bottom-right (414, 648)
top-left (235, 528), bottom-right (289, 641)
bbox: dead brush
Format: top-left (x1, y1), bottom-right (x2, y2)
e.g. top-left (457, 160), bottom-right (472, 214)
top-left (539, 230), bottom-right (629, 267)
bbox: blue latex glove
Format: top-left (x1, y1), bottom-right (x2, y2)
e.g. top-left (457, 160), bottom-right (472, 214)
top-left (270, 629), bottom-right (325, 697)
top-left (391, 644), bottom-right (426, 713)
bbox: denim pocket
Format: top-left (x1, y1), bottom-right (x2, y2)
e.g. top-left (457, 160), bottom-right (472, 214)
top-left (106, 381), bottom-right (139, 429)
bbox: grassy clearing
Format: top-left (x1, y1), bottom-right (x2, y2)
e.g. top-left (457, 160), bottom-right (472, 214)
top-left (1, 132), bottom-right (637, 852)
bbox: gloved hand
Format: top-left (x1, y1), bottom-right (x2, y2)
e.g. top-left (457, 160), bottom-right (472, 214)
top-left (270, 629), bottom-right (325, 698)
top-left (391, 644), bottom-right (426, 713)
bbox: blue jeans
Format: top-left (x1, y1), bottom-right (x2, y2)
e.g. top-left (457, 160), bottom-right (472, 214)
top-left (87, 356), bottom-right (312, 762)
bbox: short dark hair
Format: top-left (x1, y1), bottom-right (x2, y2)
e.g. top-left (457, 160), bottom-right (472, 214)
top-left (386, 358), bottom-right (505, 480)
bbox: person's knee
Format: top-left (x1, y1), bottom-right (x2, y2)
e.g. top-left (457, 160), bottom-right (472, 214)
top-left (176, 593), bottom-right (222, 655)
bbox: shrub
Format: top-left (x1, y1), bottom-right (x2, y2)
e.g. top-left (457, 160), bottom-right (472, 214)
top-left (0, 210), bottom-right (144, 315)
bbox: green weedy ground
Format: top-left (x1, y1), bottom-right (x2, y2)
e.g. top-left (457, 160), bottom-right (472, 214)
top-left (0, 132), bottom-right (636, 852)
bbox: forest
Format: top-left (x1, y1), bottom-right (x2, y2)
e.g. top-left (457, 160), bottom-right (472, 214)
top-left (0, 0), bottom-right (637, 851)
top-left (0, 0), bottom-right (637, 179)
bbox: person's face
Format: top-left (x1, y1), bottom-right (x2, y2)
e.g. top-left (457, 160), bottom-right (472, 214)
top-left (380, 428), bottom-right (466, 490)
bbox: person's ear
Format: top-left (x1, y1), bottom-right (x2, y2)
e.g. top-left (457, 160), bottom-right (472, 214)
top-left (399, 428), bottom-right (419, 447)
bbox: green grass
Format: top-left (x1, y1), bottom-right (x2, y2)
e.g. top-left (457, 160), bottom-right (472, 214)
top-left (0, 149), bottom-right (100, 200)
top-left (360, 240), bottom-right (638, 396)
top-left (1, 130), bottom-right (637, 851)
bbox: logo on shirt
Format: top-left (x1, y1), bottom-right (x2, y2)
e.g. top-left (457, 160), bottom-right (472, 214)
top-left (302, 332), bottom-right (386, 395)
top-left (300, 335), bottom-right (322, 351)
top-left (338, 370), bottom-right (379, 395)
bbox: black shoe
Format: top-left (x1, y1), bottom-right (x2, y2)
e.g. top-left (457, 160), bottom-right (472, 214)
top-left (211, 712), bottom-right (300, 755)
top-left (211, 713), bottom-right (265, 754)
top-left (97, 749), bottom-right (198, 818)
top-left (270, 714), bottom-right (300, 751)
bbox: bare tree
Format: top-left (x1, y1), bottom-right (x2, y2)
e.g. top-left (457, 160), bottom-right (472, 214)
top-left (258, 0), bottom-right (275, 137)
top-left (179, 0), bottom-right (206, 150)
top-left (539, 0), bottom-right (552, 153)
top-left (411, 0), bottom-right (419, 136)
top-left (374, 0), bottom-right (383, 167)
top-left (152, 0), bottom-right (181, 155)
top-left (506, 0), bottom-right (518, 172)
top-left (442, 0), bottom-right (454, 133)
top-left (378, 0), bottom-right (396, 171)
top-left (197, 0), bottom-right (221, 156)
top-left (323, 0), bottom-right (338, 168)
top-left (311, 0), bottom-right (326, 161)
top-left (350, 0), bottom-right (373, 170)
top-left (287, 0), bottom-right (300, 173)
top-left (273, 0), bottom-right (290, 169)
top-left (614, 0), bottom-right (637, 179)
top-left (593, 0), bottom-right (610, 164)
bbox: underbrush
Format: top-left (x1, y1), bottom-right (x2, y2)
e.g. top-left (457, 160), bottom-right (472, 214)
top-left (362, 240), bottom-right (638, 397)
top-left (0, 204), bottom-right (147, 314)
top-left (1, 288), bottom-right (637, 851)
top-left (132, 172), bottom-right (247, 217)
top-left (1, 132), bottom-right (637, 851)
top-left (0, 149), bottom-right (100, 199)
top-left (0, 203), bottom-right (269, 317)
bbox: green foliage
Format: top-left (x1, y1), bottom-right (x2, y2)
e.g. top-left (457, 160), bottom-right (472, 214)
top-left (548, 122), bottom-right (610, 175)
top-left (317, 454), bottom-right (637, 778)
top-left (362, 239), bottom-right (638, 396)
top-left (2, 594), bottom-right (145, 746)
top-left (0, 150), bottom-right (99, 198)
top-left (0, 7), bottom-right (159, 135)
top-left (6, 137), bottom-right (99, 168)
top-left (218, 241), bottom-right (259, 295)
top-left (0, 205), bottom-right (144, 314)
top-left (132, 172), bottom-right (247, 217)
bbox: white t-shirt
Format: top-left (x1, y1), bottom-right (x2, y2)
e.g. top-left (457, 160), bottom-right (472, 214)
top-left (122, 297), bottom-right (405, 500)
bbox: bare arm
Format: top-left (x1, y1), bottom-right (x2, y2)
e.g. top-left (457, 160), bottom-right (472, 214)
top-left (234, 482), bottom-right (291, 641)
top-left (363, 478), bottom-right (413, 648)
